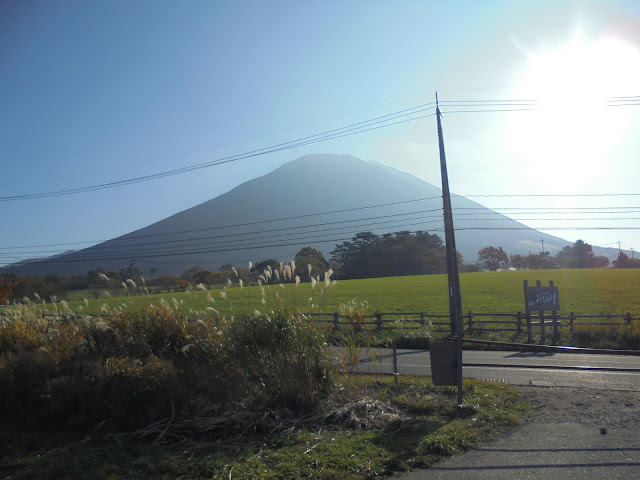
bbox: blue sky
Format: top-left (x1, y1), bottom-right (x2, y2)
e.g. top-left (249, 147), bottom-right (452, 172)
top-left (1, 0), bottom-right (639, 268)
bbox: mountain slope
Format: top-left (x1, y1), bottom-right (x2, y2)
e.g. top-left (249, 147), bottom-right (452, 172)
top-left (2, 154), bottom-right (585, 276)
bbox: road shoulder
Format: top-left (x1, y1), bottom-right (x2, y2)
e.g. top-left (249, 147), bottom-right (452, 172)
top-left (393, 385), bottom-right (640, 480)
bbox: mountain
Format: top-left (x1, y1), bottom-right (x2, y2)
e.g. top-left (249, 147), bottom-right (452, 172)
top-left (0, 154), bottom-right (616, 276)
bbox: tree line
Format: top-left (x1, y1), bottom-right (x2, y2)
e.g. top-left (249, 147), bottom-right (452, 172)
top-left (477, 240), bottom-right (638, 271)
top-left (3, 231), bottom-right (637, 304)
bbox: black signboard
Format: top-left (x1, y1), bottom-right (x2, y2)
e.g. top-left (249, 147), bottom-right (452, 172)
top-left (524, 280), bottom-right (560, 312)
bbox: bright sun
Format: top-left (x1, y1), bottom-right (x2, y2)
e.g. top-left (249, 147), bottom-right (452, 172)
top-left (505, 36), bottom-right (640, 190)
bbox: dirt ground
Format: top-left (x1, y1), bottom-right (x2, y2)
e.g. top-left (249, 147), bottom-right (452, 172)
top-left (396, 385), bottom-right (640, 480)
top-left (519, 385), bottom-right (640, 430)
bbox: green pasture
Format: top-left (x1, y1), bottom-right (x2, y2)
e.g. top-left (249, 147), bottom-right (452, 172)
top-left (52, 268), bottom-right (640, 318)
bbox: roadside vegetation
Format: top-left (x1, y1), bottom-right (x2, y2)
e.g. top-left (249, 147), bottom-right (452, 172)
top-left (3, 266), bottom-right (640, 352)
top-left (0, 264), bottom-right (531, 479)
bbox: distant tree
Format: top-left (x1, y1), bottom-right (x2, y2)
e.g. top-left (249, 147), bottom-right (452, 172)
top-left (524, 253), bottom-right (543, 270)
top-left (613, 252), bottom-right (640, 268)
top-left (194, 269), bottom-right (213, 285)
top-left (180, 265), bottom-right (208, 283)
top-left (477, 246), bottom-right (509, 271)
top-left (119, 262), bottom-right (143, 289)
top-left (0, 277), bottom-right (15, 304)
top-left (86, 269), bottom-right (101, 299)
top-left (509, 254), bottom-right (526, 270)
top-left (219, 263), bottom-right (234, 272)
top-left (294, 246), bottom-right (329, 280)
top-left (254, 259), bottom-right (280, 274)
top-left (330, 230), bottom-right (447, 279)
top-left (148, 266), bottom-right (159, 278)
top-left (176, 279), bottom-right (191, 292)
top-left (460, 262), bottom-right (480, 273)
top-left (555, 240), bottom-right (609, 269)
top-left (513, 251), bottom-right (554, 270)
top-left (157, 275), bottom-right (178, 293)
top-left (592, 255), bottom-right (609, 268)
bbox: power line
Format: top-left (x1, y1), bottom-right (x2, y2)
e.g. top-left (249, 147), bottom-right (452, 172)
top-left (0, 196), bottom-right (443, 250)
top-left (3, 201), bottom-right (640, 260)
top-left (3, 92), bottom-right (638, 203)
top-left (0, 209), bottom-right (444, 258)
top-left (459, 193), bottom-right (640, 198)
top-left (3, 198), bottom-right (639, 252)
top-left (0, 105), bottom-right (436, 202)
top-left (9, 223), bottom-right (640, 266)
top-left (3, 204), bottom-right (640, 259)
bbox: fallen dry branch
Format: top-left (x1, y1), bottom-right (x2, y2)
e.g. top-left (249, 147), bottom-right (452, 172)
top-left (132, 399), bottom-right (410, 442)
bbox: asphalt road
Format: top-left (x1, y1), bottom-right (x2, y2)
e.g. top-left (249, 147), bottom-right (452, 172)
top-left (353, 348), bottom-right (640, 391)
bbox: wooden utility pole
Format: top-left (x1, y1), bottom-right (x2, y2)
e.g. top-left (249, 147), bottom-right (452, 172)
top-left (435, 92), bottom-right (464, 405)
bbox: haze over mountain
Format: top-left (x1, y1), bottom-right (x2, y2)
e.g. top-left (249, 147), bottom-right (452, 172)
top-left (1, 154), bottom-right (619, 276)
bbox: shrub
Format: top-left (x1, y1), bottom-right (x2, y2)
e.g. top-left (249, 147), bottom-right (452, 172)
top-left (572, 324), bottom-right (640, 350)
top-left (226, 310), bottom-right (332, 411)
top-left (0, 303), bottom-right (333, 434)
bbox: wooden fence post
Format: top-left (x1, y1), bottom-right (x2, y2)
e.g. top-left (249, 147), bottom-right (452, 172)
top-left (625, 312), bottom-right (632, 326)
top-left (539, 310), bottom-right (546, 344)
top-left (552, 310), bottom-right (559, 344)
top-left (333, 311), bottom-right (340, 330)
top-left (420, 312), bottom-right (426, 327)
top-left (516, 311), bottom-right (522, 336)
top-left (375, 312), bottom-right (383, 330)
top-left (526, 311), bottom-right (533, 343)
top-left (569, 312), bottom-right (575, 334)
top-left (467, 310), bottom-right (474, 334)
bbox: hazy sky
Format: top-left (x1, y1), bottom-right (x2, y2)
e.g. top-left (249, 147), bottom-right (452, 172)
top-left (1, 0), bottom-right (639, 268)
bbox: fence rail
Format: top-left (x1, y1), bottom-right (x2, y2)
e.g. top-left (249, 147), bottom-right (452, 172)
top-left (303, 310), bottom-right (637, 343)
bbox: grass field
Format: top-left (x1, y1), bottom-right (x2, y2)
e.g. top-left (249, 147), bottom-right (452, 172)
top-left (51, 268), bottom-right (640, 318)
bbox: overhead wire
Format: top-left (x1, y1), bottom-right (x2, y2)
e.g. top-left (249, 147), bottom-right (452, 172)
top-left (2, 90), bottom-right (639, 267)
top-left (0, 104), bottom-right (436, 202)
top-left (3, 202), bottom-right (640, 259)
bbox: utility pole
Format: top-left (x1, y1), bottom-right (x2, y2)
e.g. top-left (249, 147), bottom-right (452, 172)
top-left (541, 239), bottom-right (545, 269)
top-left (618, 241), bottom-right (622, 253)
top-left (435, 92), bottom-right (464, 405)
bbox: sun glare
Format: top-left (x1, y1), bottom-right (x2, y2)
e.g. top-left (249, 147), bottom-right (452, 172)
top-left (505, 36), bottom-right (640, 192)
